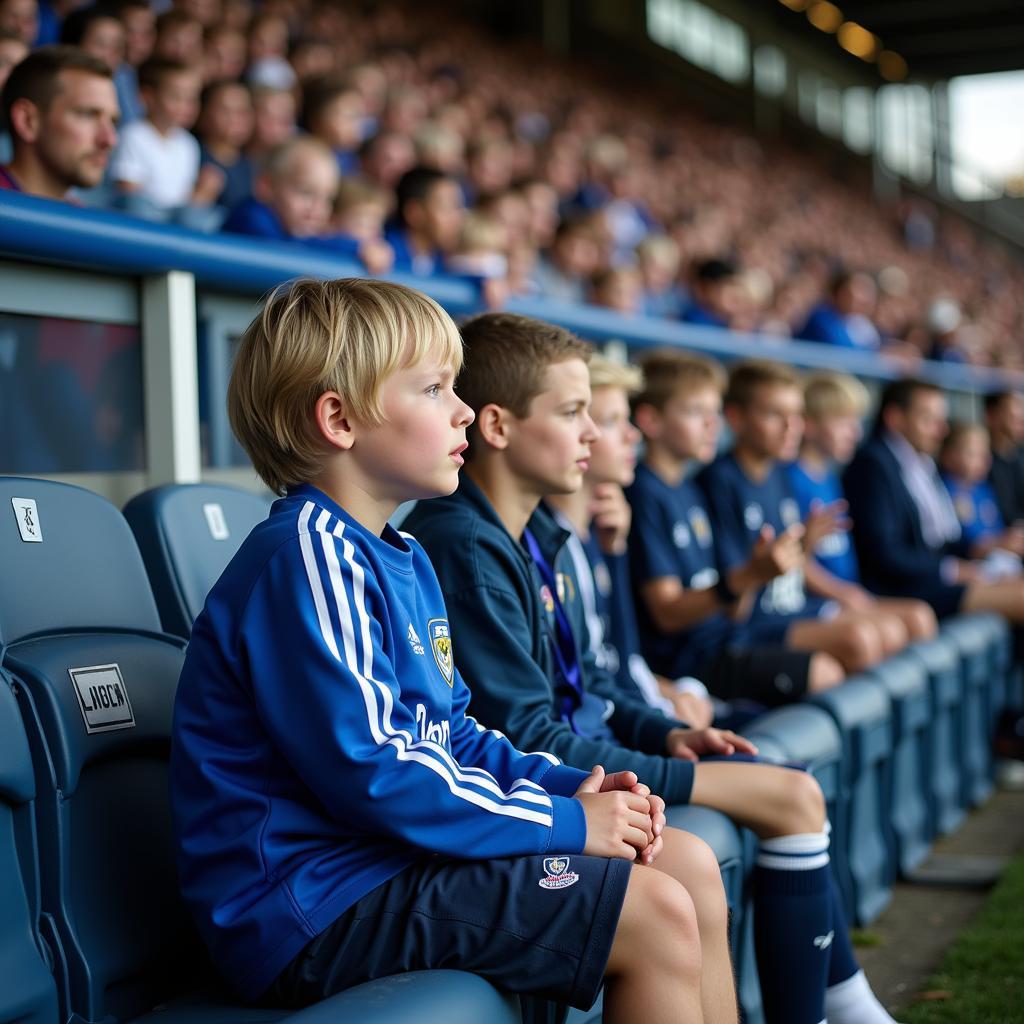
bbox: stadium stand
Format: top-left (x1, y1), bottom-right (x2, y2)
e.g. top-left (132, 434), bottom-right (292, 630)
top-left (2, 0), bottom-right (1024, 1018)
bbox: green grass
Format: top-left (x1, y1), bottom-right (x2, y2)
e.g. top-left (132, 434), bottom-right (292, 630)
top-left (903, 852), bottom-right (1024, 1024)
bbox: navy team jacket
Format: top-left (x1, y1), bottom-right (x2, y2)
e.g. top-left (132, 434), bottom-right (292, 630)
top-left (405, 477), bottom-right (691, 801)
top-left (171, 484), bottom-right (588, 999)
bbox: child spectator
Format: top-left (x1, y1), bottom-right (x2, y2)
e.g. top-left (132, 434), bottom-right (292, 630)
top-left (532, 214), bottom-right (602, 305)
top-left (628, 349), bottom-right (844, 705)
top-left (111, 57), bottom-right (204, 217)
top-left (940, 422), bottom-right (1024, 567)
top-left (203, 24), bottom-right (246, 84)
top-left (222, 134), bottom-right (337, 241)
top-left (302, 74), bottom-right (365, 175)
top-left (406, 312), bottom-right (899, 1024)
top-left (0, 0), bottom-right (37, 47)
top-left (681, 258), bottom-right (742, 328)
top-left (547, 353), bottom-right (717, 729)
top-left (287, 37), bottom-right (334, 83)
top-left (330, 176), bottom-right (394, 275)
top-left (59, 6), bottom-right (125, 80)
top-left (246, 11), bottom-right (287, 64)
top-left (112, 0), bottom-right (154, 123)
top-left (386, 165), bottom-right (465, 276)
top-left (636, 234), bottom-right (686, 319)
top-left (152, 10), bottom-right (202, 64)
top-left (447, 210), bottom-right (510, 308)
top-left (359, 128), bottom-right (415, 191)
top-left (699, 361), bottom-right (910, 672)
top-left (195, 79), bottom-right (254, 210)
top-left (590, 266), bottom-right (643, 316)
top-left (247, 84), bottom-right (296, 162)
top-left (172, 277), bottom-right (709, 1023)
top-left (797, 270), bottom-right (883, 350)
top-left (790, 372), bottom-right (938, 639)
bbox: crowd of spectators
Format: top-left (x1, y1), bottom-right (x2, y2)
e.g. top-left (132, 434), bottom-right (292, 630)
top-left (1, 0), bottom-right (1023, 371)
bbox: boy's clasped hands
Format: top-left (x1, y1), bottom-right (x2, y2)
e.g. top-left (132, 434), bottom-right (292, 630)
top-left (574, 766), bottom-right (666, 865)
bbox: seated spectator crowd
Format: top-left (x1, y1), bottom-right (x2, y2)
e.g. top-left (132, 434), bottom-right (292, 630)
top-left (1, 0), bottom-right (1024, 367)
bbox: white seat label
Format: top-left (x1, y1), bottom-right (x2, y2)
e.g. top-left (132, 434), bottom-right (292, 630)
top-left (69, 664), bottom-right (136, 733)
top-left (12, 497), bottom-right (42, 542)
top-left (203, 502), bottom-right (230, 540)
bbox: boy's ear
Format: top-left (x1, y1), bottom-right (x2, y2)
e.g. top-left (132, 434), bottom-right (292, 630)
top-left (314, 391), bottom-right (355, 451)
top-left (632, 402), bottom-right (660, 441)
top-left (475, 402), bottom-right (512, 451)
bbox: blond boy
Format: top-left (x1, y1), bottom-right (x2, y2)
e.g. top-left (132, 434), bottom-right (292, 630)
top-left (170, 279), bottom-right (707, 1022)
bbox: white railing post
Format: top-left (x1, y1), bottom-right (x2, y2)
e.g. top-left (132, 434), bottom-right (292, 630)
top-left (141, 271), bottom-right (201, 485)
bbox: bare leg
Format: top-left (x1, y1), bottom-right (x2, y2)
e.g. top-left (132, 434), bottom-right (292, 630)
top-left (690, 761), bottom-right (826, 839)
top-left (876, 597), bottom-right (937, 641)
top-left (807, 651), bottom-right (845, 693)
top-left (604, 865), bottom-right (704, 1023)
top-left (786, 615), bottom-right (885, 673)
top-left (650, 828), bottom-right (738, 1024)
top-left (962, 578), bottom-right (1024, 623)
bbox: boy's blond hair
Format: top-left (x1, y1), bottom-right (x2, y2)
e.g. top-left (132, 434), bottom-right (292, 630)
top-left (589, 352), bottom-right (643, 395)
top-left (724, 359), bottom-right (802, 410)
top-left (942, 420), bottom-right (988, 454)
top-left (229, 278), bottom-right (463, 495)
top-left (333, 176), bottom-right (390, 215)
top-left (803, 372), bottom-right (870, 420)
top-left (631, 348), bottom-right (726, 414)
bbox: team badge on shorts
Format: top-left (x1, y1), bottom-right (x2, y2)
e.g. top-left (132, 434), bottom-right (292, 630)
top-left (539, 856), bottom-right (579, 890)
top-left (428, 618), bottom-right (454, 686)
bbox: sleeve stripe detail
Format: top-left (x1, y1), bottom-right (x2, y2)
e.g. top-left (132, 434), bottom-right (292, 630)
top-left (297, 508), bottom-right (553, 827)
top-left (465, 715), bottom-right (560, 765)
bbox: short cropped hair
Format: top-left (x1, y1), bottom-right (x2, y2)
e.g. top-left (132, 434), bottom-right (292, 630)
top-left (137, 56), bottom-right (194, 92)
top-left (984, 389), bottom-right (1019, 415)
top-left (395, 166), bottom-right (450, 225)
top-left (724, 359), bottom-right (802, 410)
top-left (589, 353), bottom-right (643, 394)
top-left (229, 278), bottom-right (463, 495)
top-left (457, 312), bottom-right (591, 457)
top-left (1, 45), bottom-right (112, 130)
top-left (631, 349), bottom-right (725, 413)
top-left (878, 377), bottom-right (942, 415)
top-left (803, 372), bottom-right (870, 419)
top-left (264, 133), bottom-right (336, 179)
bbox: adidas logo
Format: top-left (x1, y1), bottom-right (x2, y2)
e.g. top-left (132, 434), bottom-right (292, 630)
top-left (408, 623), bottom-right (425, 656)
top-left (813, 930), bottom-right (834, 950)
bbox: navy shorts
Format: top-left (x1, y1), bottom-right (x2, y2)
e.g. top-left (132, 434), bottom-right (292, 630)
top-left (263, 852), bottom-right (631, 1015)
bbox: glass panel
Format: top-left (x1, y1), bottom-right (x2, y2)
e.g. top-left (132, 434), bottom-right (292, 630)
top-left (0, 311), bottom-right (144, 474)
top-left (754, 45), bottom-right (787, 98)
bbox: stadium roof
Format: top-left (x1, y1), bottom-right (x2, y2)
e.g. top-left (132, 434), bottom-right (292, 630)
top-left (768, 0), bottom-right (1024, 80)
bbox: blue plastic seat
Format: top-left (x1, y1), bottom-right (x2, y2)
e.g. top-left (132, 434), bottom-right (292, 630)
top-left (124, 483), bottom-right (273, 637)
top-left (0, 671), bottom-right (60, 1024)
top-left (866, 653), bottom-right (932, 877)
top-left (903, 636), bottom-right (965, 837)
top-left (808, 676), bottom-right (893, 926)
top-left (0, 478), bottom-right (518, 1024)
top-left (940, 615), bottom-right (997, 807)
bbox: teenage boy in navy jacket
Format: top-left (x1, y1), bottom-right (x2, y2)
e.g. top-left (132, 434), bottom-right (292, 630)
top-left (407, 313), bottom-right (898, 1024)
top-left (171, 279), bottom-right (709, 1023)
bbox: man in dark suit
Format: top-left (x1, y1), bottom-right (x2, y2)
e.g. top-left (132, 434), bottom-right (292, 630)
top-left (845, 378), bottom-right (1024, 623)
top-left (985, 390), bottom-right (1024, 527)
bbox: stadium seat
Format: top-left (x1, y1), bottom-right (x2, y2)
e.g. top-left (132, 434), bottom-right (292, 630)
top-left (904, 635), bottom-right (966, 837)
top-left (866, 653), bottom-right (932, 877)
top-left (0, 670), bottom-right (60, 1024)
top-left (123, 483), bottom-right (273, 638)
top-left (0, 477), bottom-right (519, 1024)
top-left (807, 678), bottom-right (894, 926)
top-left (940, 615), bottom-right (998, 807)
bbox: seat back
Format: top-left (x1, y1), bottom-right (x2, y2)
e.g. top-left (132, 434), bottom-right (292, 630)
top-left (809, 676), bottom-right (893, 925)
top-left (124, 484), bottom-right (273, 637)
top-left (0, 672), bottom-right (60, 1024)
top-left (1, 477), bottom-right (198, 1022)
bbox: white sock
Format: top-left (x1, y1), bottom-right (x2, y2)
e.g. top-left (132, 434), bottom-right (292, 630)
top-left (825, 969), bottom-right (899, 1024)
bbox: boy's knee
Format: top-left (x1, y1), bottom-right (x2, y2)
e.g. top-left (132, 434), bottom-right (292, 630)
top-left (780, 769), bottom-right (827, 836)
top-left (878, 616), bottom-right (908, 655)
top-left (839, 620), bottom-right (883, 670)
top-left (908, 602), bottom-right (938, 639)
top-left (622, 868), bottom-right (701, 968)
top-left (807, 652), bottom-right (844, 692)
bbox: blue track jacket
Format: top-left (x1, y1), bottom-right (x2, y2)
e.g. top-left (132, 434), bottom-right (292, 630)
top-left (405, 478), bottom-right (692, 802)
top-left (171, 484), bottom-right (588, 998)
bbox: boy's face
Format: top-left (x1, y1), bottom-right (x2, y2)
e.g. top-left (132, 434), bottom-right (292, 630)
top-left (505, 357), bottom-right (599, 497)
top-left (805, 412), bottom-right (862, 465)
top-left (318, 91), bottom-right (365, 149)
top-left (201, 83), bottom-right (253, 147)
top-left (252, 91), bottom-right (296, 148)
top-left (942, 432), bottom-right (990, 483)
top-left (731, 383), bottom-right (804, 462)
top-left (265, 153), bottom-right (338, 238)
top-left (586, 385), bottom-right (641, 488)
top-left (82, 17), bottom-right (125, 70)
top-left (121, 6), bottom-right (155, 66)
top-left (351, 356), bottom-right (475, 503)
top-left (409, 179), bottom-right (465, 252)
top-left (147, 70), bottom-right (201, 130)
top-left (645, 385), bottom-right (721, 465)
top-left (334, 200), bottom-right (386, 242)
